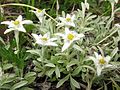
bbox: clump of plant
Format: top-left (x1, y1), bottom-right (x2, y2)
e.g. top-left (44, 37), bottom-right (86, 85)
top-left (0, 0), bottom-right (120, 90)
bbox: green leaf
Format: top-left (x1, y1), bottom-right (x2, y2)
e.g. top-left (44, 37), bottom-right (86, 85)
top-left (24, 72), bottom-right (36, 84)
top-left (70, 76), bottom-right (80, 89)
top-left (19, 87), bottom-right (33, 90)
top-left (72, 66), bottom-right (82, 76)
top-left (55, 66), bottom-right (60, 78)
top-left (110, 77), bottom-right (120, 90)
top-left (66, 60), bottom-right (77, 68)
top-left (45, 63), bottom-right (55, 67)
top-left (73, 44), bottom-right (84, 52)
top-left (3, 64), bottom-right (13, 70)
top-left (0, 84), bottom-right (11, 89)
top-left (24, 72), bottom-right (36, 79)
top-left (0, 37), bottom-right (5, 45)
top-left (57, 60), bottom-right (64, 63)
top-left (110, 47), bottom-right (118, 58)
top-left (2, 74), bottom-right (16, 85)
top-left (56, 74), bottom-right (69, 88)
top-left (33, 60), bottom-right (41, 68)
top-left (26, 77), bottom-right (36, 84)
top-left (104, 82), bottom-right (108, 90)
top-left (46, 68), bottom-right (55, 77)
top-left (10, 80), bottom-right (28, 90)
top-left (82, 65), bottom-right (96, 72)
top-left (70, 80), bottom-right (76, 90)
top-left (26, 49), bottom-right (41, 56)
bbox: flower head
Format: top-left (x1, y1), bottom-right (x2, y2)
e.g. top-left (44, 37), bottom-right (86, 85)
top-left (30, 9), bottom-right (45, 23)
top-left (1, 15), bottom-right (33, 34)
top-left (89, 52), bottom-right (112, 76)
top-left (56, 28), bottom-right (84, 52)
top-left (32, 33), bottom-right (58, 46)
top-left (115, 23), bottom-right (120, 28)
top-left (57, 14), bottom-right (75, 27)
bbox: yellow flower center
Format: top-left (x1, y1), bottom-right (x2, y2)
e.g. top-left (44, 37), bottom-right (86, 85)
top-left (13, 20), bottom-right (20, 25)
top-left (99, 57), bottom-right (106, 65)
top-left (67, 33), bottom-right (74, 40)
top-left (37, 9), bottom-right (42, 13)
top-left (66, 18), bottom-right (71, 22)
top-left (41, 37), bottom-right (48, 41)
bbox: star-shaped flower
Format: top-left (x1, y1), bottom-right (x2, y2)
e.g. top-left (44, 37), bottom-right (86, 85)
top-left (1, 15), bottom-right (33, 34)
top-left (56, 28), bottom-right (84, 52)
top-left (32, 33), bottom-right (58, 46)
top-left (30, 9), bottom-right (45, 23)
top-left (89, 52), bottom-right (112, 76)
top-left (57, 14), bottom-right (75, 27)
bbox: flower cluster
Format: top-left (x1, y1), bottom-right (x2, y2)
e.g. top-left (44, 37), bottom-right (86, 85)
top-left (1, 8), bottom-right (114, 77)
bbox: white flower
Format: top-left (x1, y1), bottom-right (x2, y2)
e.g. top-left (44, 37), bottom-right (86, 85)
top-left (115, 23), bottom-right (120, 28)
top-left (30, 9), bottom-right (45, 23)
top-left (56, 28), bottom-right (84, 52)
top-left (89, 52), bottom-right (112, 76)
top-left (1, 15), bottom-right (33, 34)
top-left (57, 14), bottom-right (75, 27)
top-left (32, 33), bottom-right (58, 46)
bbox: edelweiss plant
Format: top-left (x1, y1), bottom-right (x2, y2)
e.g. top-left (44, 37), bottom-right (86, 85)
top-left (89, 52), bottom-right (112, 76)
top-left (1, 15), bottom-right (33, 34)
top-left (0, 0), bottom-right (120, 90)
top-left (56, 28), bottom-right (84, 52)
top-left (30, 9), bottom-right (45, 23)
top-left (1, 15), bottom-right (33, 52)
top-left (32, 33), bottom-right (58, 46)
top-left (57, 14), bottom-right (75, 27)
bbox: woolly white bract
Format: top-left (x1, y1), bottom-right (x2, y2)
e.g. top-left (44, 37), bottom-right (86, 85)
top-left (32, 33), bottom-right (58, 46)
top-left (1, 15), bottom-right (33, 34)
top-left (89, 52), bottom-right (112, 76)
top-left (30, 9), bottom-right (45, 23)
top-left (57, 14), bottom-right (75, 27)
top-left (56, 28), bottom-right (84, 52)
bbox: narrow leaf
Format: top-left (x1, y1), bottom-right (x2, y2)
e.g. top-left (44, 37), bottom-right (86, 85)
top-left (45, 63), bottom-right (55, 67)
top-left (70, 76), bottom-right (80, 89)
top-left (111, 47), bottom-right (118, 58)
top-left (55, 66), bottom-right (60, 78)
top-left (24, 72), bottom-right (36, 79)
top-left (11, 80), bottom-right (28, 90)
top-left (3, 64), bottom-right (13, 70)
top-left (56, 74), bottom-right (69, 88)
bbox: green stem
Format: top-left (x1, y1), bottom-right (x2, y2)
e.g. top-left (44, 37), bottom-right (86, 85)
top-left (111, 3), bottom-right (114, 18)
top-left (0, 3), bottom-right (58, 23)
top-left (14, 31), bottom-right (19, 52)
top-left (96, 28), bottom-right (118, 45)
top-left (66, 49), bottom-right (69, 61)
top-left (41, 46), bottom-right (45, 66)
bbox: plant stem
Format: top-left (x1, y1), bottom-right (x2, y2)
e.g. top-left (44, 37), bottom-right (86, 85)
top-left (41, 46), bottom-right (45, 66)
top-left (0, 3), bottom-right (58, 23)
top-left (96, 29), bottom-right (118, 45)
top-left (14, 31), bottom-right (19, 53)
